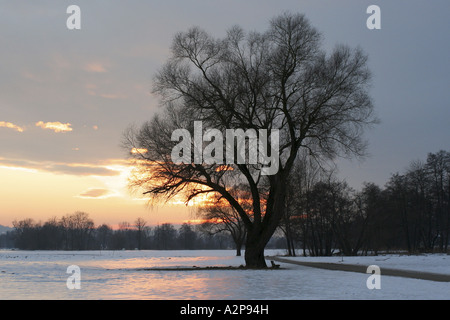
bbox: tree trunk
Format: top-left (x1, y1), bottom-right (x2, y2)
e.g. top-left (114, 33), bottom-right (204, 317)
top-left (231, 230), bottom-right (244, 256)
top-left (243, 173), bottom-right (288, 268)
top-left (244, 243), bottom-right (267, 268)
top-left (285, 232), bottom-right (293, 256)
top-left (236, 242), bottom-right (242, 256)
top-left (244, 229), bottom-right (268, 268)
top-left (244, 211), bottom-right (285, 267)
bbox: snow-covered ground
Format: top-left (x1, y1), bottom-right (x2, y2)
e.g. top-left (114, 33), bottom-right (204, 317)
top-left (0, 249), bottom-right (449, 300)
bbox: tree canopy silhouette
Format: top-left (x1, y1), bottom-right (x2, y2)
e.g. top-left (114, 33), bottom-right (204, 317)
top-left (124, 12), bottom-right (377, 268)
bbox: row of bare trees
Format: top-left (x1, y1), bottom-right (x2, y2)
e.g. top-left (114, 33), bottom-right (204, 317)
top-left (195, 150), bottom-right (450, 256)
top-left (383, 150), bottom-right (450, 253)
top-left (8, 212), bottom-right (247, 251)
top-left (7, 150), bottom-right (447, 254)
top-left (278, 150), bottom-right (450, 256)
top-left (13, 212), bottom-right (94, 250)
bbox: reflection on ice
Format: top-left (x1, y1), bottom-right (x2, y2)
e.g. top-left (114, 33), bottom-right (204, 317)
top-left (1, 249), bottom-right (450, 300)
top-left (0, 250), bottom-right (255, 299)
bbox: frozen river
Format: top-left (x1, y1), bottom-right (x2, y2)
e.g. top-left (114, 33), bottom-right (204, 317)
top-left (1, 250), bottom-right (449, 300)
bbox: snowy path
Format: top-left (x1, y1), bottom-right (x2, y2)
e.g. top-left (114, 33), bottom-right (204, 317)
top-left (268, 256), bottom-right (450, 282)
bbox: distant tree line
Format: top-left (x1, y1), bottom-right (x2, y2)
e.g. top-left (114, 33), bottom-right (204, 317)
top-left (2, 211), bottom-right (284, 251)
top-left (279, 150), bottom-right (450, 256)
top-left (3, 150), bottom-right (449, 256)
top-left (193, 149), bottom-right (450, 256)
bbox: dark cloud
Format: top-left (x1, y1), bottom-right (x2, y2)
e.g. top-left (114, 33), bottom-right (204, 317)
top-left (0, 0), bottom-right (449, 190)
top-left (0, 158), bottom-right (121, 177)
top-left (77, 188), bottom-right (114, 198)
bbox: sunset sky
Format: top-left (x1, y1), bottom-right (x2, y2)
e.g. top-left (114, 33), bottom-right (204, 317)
top-left (1, 1), bottom-right (449, 227)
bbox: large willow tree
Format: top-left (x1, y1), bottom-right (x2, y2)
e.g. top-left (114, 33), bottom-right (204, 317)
top-left (124, 13), bottom-right (377, 268)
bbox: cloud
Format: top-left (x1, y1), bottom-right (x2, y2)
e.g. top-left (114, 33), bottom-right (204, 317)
top-left (50, 163), bottom-right (121, 176)
top-left (0, 158), bottom-right (122, 177)
top-left (77, 188), bottom-right (117, 199)
top-left (22, 71), bottom-right (42, 83)
top-left (131, 148), bottom-right (148, 154)
top-left (84, 63), bottom-right (107, 73)
top-left (99, 93), bottom-right (127, 99)
top-left (0, 121), bottom-right (25, 132)
top-left (35, 121), bottom-right (73, 133)
top-left (86, 89), bottom-right (127, 100)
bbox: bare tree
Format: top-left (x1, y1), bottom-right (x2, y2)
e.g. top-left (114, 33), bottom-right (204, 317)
top-left (198, 204), bottom-right (246, 256)
top-left (426, 150), bottom-right (450, 251)
top-left (178, 222), bottom-right (197, 249)
top-left (12, 218), bottom-right (38, 250)
top-left (60, 212), bottom-right (94, 250)
top-left (124, 13), bottom-right (376, 267)
top-left (134, 217), bottom-right (147, 250)
top-left (281, 149), bottom-right (332, 256)
top-left (153, 223), bottom-right (177, 250)
top-left (96, 224), bottom-right (113, 250)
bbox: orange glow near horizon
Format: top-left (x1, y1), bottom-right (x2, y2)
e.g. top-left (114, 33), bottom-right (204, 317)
top-left (131, 148), bottom-right (148, 155)
top-left (0, 159), bottom-right (195, 228)
top-left (0, 152), bottom-right (263, 228)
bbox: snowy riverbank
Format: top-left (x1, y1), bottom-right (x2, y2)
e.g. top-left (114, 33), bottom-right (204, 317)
top-left (0, 249), bottom-right (449, 300)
